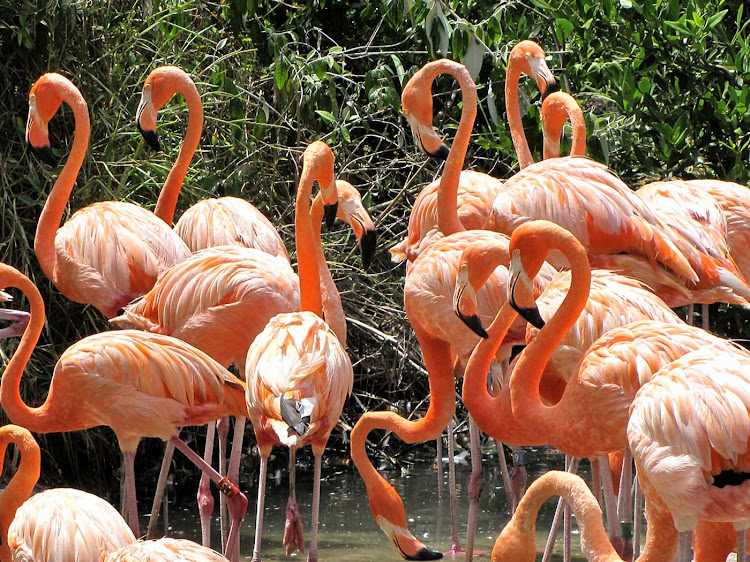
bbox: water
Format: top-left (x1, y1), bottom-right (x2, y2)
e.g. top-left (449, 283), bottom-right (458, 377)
top-left (157, 445), bottom-right (592, 560)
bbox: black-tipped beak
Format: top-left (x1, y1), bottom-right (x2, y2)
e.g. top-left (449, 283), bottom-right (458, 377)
top-left (280, 396), bottom-right (307, 436)
top-left (427, 143), bottom-right (450, 161)
top-left (324, 202), bottom-right (338, 231)
top-left (359, 228), bottom-right (377, 271)
top-left (509, 300), bottom-right (546, 330)
top-left (138, 124), bottom-right (162, 152)
top-left (405, 546), bottom-right (444, 560)
top-left (541, 79), bottom-right (561, 101)
top-left (457, 311), bottom-right (489, 339)
top-left (30, 143), bottom-right (57, 166)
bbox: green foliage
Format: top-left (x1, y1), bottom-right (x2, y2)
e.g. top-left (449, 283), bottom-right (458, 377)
top-left (0, 0), bottom-right (749, 495)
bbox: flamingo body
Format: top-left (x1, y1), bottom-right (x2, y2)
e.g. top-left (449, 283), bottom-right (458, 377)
top-left (174, 197), bottom-right (288, 259)
top-left (8, 488), bottom-right (136, 562)
top-left (103, 537), bottom-right (230, 561)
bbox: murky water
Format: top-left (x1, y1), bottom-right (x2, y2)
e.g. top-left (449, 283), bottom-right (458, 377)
top-left (158, 445), bottom-right (594, 560)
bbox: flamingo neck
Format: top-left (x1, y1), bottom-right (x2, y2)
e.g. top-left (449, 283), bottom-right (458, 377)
top-left (153, 75), bottom-right (204, 226)
top-left (33, 84), bottom-right (90, 285)
top-left (0, 272), bottom-right (55, 432)
top-left (542, 94), bottom-right (586, 159)
top-left (295, 165), bottom-right (324, 316)
top-left (509, 236), bottom-right (591, 443)
top-left (0, 427), bottom-right (40, 562)
top-left (505, 65), bottom-right (534, 169)
top-left (434, 64), bottom-right (478, 236)
top-left (350, 331), bottom-right (456, 522)
top-left (309, 194), bottom-right (346, 346)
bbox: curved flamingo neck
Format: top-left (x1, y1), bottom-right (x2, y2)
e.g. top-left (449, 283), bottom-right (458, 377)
top-left (431, 63), bottom-right (477, 237)
top-left (309, 194), bottom-right (346, 346)
top-left (542, 92), bottom-right (586, 159)
top-left (505, 63), bottom-right (534, 169)
top-left (509, 233), bottom-right (591, 445)
top-left (0, 270), bottom-right (55, 432)
top-left (350, 330), bottom-right (456, 522)
top-left (0, 426), bottom-right (40, 562)
top-left (33, 83), bottom-right (90, 285)
top-left (153, 72), bottom-right (204, 226)
top-left (295, 162), bottom-right (324, 317)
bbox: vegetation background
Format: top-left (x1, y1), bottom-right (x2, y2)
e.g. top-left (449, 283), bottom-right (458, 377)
top-left (0, 0), bottom-right (749, 504)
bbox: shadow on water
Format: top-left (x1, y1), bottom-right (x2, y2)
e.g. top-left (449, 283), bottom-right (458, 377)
top-left (156, 445), bottom-right (594, 560)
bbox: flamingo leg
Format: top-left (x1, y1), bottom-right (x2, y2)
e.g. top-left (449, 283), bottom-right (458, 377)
top-left (676, 531), bottom-right (693, 562)
top-left (617, 449), bottom-right (634, 561)
top-left (494, 440), bottom-right (514, 514)
top-left (465, 415), bottom-right (483, 562)
top-left (447, 418), bottom-right (463, 555)
top-left (701, 303), bottom-right (710, 331)
top-left (633, 471), bottom-right (643, 558)
top-left (169, 436), bottom-right (247, 562)
top-left (541, 456), bottom-right (579, 562)
top-left (563, 497), bottom-right (571, 562)
top-left (198, 422), bottom-right (216, 546)
top-left (226, 416), bottom-right (246, 562)
top-left (308, 451), bottom-right (323, 562)
top-left (146, 440), bottom-right (176, 539)
top-left (123, 450), bottom-right (140, 537)
top-left (599, 455), bottom-right (623, 546)
top-left (252, 453), bottom-right (269, 562)
top-left (217, 415), bottom-right (230, 551)
top-left (284, 447), bottom-right (305, 555)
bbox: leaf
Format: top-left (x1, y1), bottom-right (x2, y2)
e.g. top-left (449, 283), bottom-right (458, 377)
top-left (620, 0), bottom-right (632, 8)
top-left (487, 84), bottom-right (499, 127)
top-left (705, 9), bottom-right (727, 31)
top-left (315, 110), bottom-right (337, 125)
top-left (463, 33), bottom-right (483, 81)
top-left (555, 18), bottom-right (574, 42)
top-left (216, 38), bottom-right (227, 51)
top-left (638, 77), bottom-right (651, 94)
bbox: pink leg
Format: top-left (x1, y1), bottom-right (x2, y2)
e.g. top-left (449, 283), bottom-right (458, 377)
top-left (308, 451), bottom-right (323, 562)
top-left (542, 456), bottom-right (579, 562)
top-left (226, 417), bottom-right (246, 562)
top-left (252, 453), bottom-right (269, 562)
top-left (147, 440), bottom-right (175, 539)
top-left (495, 440), bottom-right (514, 515)
top-left (284, 447), bottom-right (305, 555)
top-left (123, 450), bottom-right (140, 537)
top-left (599, 455), bottom-right (623, 547)
top-left (702, 303), bottom-right (710, 331)
top-left (169, 437), bottom-right (247, 562)
top-left (446, 419), bottom-right (463, 555)
top-left (217, 416), bottom-right (230, 551)
top-left (198, 422), bottom-right (216, 547)
top-left (465, 415), bottom-right (483, 562)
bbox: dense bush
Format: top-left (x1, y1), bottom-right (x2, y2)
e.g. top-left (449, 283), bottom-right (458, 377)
top-left (0, 0), bottom-right (749, 497)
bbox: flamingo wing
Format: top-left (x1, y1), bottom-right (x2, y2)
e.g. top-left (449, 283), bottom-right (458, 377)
top-left (7, 488), bottom-right (135, 562)
top-left (55, 201), bottom-right (191, 317)
top-left (103, 537), bottom-right (230, 561)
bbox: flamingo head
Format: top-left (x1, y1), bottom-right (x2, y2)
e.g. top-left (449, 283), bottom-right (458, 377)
top-left (509, 40), bottom-right (559, 99)
top-left (136, 66), bottom-right (195, 151)
top-left (305, 140), bottom-right (339, 229)
top-left (401, 62), bottom-right (450, 160)
top-left (367, 475), bottom-right (444, 560)
top-left (26, 73), bottom-right (74, 165)
top-left (335, 180), bottom-right (378, 270)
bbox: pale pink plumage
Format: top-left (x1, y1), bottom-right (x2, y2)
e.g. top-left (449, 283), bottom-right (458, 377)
top-left (7, 488), bottom-right (136, 562)
top-left (628, 345), bottom-right (750, 531)
top-left (103, 537), bottom-right (230, 561)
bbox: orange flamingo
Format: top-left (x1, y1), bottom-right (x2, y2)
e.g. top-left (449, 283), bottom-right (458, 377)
top-left (0, 263), bottom-right (249, 559)
top-left (26, 73), bottom-right (191, 319)
top-left (537, 89), bottom-right (750, 309)
top-left (391, 41), bottom-right (557, 263)
top-left (244, 141), bottom-right (354, 562)
top-left (136, 65), bottom-right (289, 259)
top-left (103, 538), bottom-right (230, 561)
top-left (627, 346), bottom-right (750, 561)
top-left (490, 471), bottom-right (679, 561)
top-left (0, 424), bottom-right (136, 562)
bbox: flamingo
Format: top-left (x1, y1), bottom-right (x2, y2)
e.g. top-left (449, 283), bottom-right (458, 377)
top-left (489, 471), bottom-right (679, 561)
top-left (244, 141), bottom-right (354, 562)
top-left (26, 73), bottom-right (191, 319)
top-left (0, 263), bottom-right (249, 559)
top-left (0, 424), bottom-right (136, 562)
top-left (111, 177), bottom-right (375, 546)
top-left (391, 41), bottom-right (557, 263)
top-left (0, 288), bottom-right (30, 338)
top-left (102, 538), bottom-right (230, 561)
top-left (627, 346), bottom-right (750, 561)
top-left (136, 65), bottom-right (289, 259)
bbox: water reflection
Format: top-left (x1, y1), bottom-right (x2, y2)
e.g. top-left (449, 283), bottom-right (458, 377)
top-left (159, 445), bottom-right (592, 560)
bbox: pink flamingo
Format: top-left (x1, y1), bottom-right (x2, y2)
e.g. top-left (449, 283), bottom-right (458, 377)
top-left (0, 424), bottom-right (136, 562)
top-left (0, 263), bottom-right (248, 560)
top-left (244, 141), bottom-right (354, 562)
top-left (103, 538), bottom-right (230, 561)
top-left (26, 73), bottom-right (191, 319)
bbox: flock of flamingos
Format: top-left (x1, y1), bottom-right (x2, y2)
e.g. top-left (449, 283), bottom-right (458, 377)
top-left (2, 36), bottom-right (750, 562)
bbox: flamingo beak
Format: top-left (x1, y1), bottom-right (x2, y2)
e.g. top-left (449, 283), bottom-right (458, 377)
top-left (26, 95), bottom-right (57, 166)
top-left (324, 202), bottom-right (338, 231)
top-left (508, 256), bottom-right (545, 330)
top-left (136, 84), bottom-right (161, 151)
top-left (453, 267), bottom-right (489, 339)
top-left (377, 518), bottom-right (444, 560)
top-left (0, 309), bottom-right (30, 339)
top-left (359, 227), bottom-right (378, 271)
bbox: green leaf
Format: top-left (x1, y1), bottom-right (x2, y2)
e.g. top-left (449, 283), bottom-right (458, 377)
top-left (620, 0), bottom-right (632, 8)
top-left (315, 110), bottom-right (337, 125)
top-left (463, 33), bottom-right (483, 80)
top-left (637, 77), bottom-right (651, 94)
top-left (555, 18), bottom-right (574, 42)
top-left (705, 9), bottom-right (727, 31)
